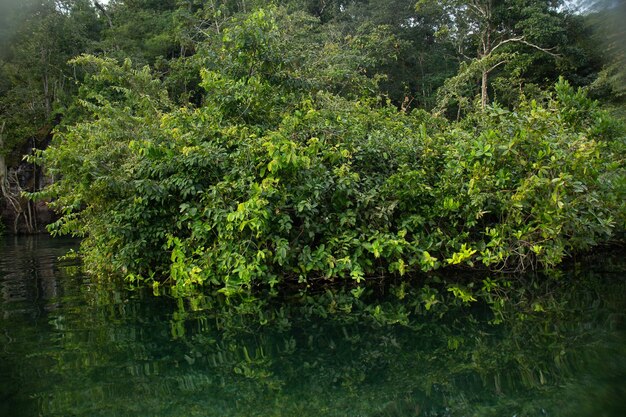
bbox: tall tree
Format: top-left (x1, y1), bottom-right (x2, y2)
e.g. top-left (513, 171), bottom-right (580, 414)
top-left (421, 0), bottom-right (564, 113)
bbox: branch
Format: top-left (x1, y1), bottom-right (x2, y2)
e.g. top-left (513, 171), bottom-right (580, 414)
top-left (491, 37), bottom-right (524, 54)
top-left (459, 51), bottom-right (472, 61)
top-left (491, 36), bottom-right (559, 57)
top-left (517, 39), bottom-right (560, 57)
top-left (487, 59), bottom-right (508, 73)
top-left (468, 0), bottom-right (489, 19)
top-left (94, 1), bottom-right (113, 29)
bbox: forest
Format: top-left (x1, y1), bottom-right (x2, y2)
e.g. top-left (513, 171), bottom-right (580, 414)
top-left (0, 0), bottom-right (624, 298)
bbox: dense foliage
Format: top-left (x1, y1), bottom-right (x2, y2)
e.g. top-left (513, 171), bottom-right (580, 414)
top-left (0, 0), bottom-right (622, 296)
top-left (0, 0), bottom-right (621, 164)
top-left (31, 40), bottom-right (624, 295)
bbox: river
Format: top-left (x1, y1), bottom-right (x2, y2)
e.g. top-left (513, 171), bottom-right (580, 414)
top-left (1, 235), bottom-right (625, 416)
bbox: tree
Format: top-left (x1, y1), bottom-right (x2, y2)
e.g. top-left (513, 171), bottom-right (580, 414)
top-left (280, 0), bottom-right (460, 109)
top-left (95, 0), bottom-right (179, 66)
top-left (419, 0), bottom-right (563, 112)
top-left (0, 0), bottom-right (103, 232)
top-left (584, 0), bottom-right (626, 114)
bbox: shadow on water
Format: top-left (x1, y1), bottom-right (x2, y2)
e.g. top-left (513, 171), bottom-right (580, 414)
top-left (1, 235), bottom-right (625, 416)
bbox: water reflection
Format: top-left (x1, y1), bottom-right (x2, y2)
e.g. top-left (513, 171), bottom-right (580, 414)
top-left (1, 236), bottom-right (625, 416)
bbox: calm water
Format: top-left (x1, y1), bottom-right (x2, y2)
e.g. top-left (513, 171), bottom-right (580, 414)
top-left (1, 235), bottom-right (625, 417)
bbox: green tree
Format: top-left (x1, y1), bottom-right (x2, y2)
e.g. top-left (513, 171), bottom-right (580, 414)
top-left (96, 0), bottom-right (179, 66)
top-left (282, 0), bottom-right (459, 109)
top-left (0, 0), bottom-right (102, 232)
top-left (584, 0), bottom-right (626, 115)
top-left (420, 0), bottom-right (565, 113)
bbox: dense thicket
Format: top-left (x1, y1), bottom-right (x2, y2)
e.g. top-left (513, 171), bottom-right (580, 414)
top-left (1, 1), bottom-right (624, 295)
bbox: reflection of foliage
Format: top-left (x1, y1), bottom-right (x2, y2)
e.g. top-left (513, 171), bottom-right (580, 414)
top-left (4, 245), bottom-right (624, 416)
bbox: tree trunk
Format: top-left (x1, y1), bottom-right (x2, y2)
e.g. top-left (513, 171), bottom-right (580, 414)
top-left (0, 123), bottom-right (14, 232)
top-left (94, 1), bottom-right (113, 28)
top-left (481, 69), bottom-right (488, 110)
top-left (478, 0), bottom-right (492, 110)
top-left (42, 48), bottom-right (51, 117)
top-left (0, 123), bottom-right (6, 189)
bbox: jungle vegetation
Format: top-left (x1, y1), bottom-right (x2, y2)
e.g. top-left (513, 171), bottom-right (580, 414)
top-left (0, 0), bottom-right (624, 299)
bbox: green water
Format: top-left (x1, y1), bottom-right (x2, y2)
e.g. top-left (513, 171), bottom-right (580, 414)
top-left (1, 236), bottom-right (625, 417)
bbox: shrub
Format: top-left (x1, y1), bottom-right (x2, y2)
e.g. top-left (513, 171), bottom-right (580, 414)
top-left (30, 51), bottom-right (624, 295)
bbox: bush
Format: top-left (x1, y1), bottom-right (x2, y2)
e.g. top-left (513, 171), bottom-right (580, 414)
top-left (30, 50), bottom-right (624, 296)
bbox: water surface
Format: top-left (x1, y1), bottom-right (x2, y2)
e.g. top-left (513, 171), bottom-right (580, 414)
top-left (1, 235), bottom-right (625, 416)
